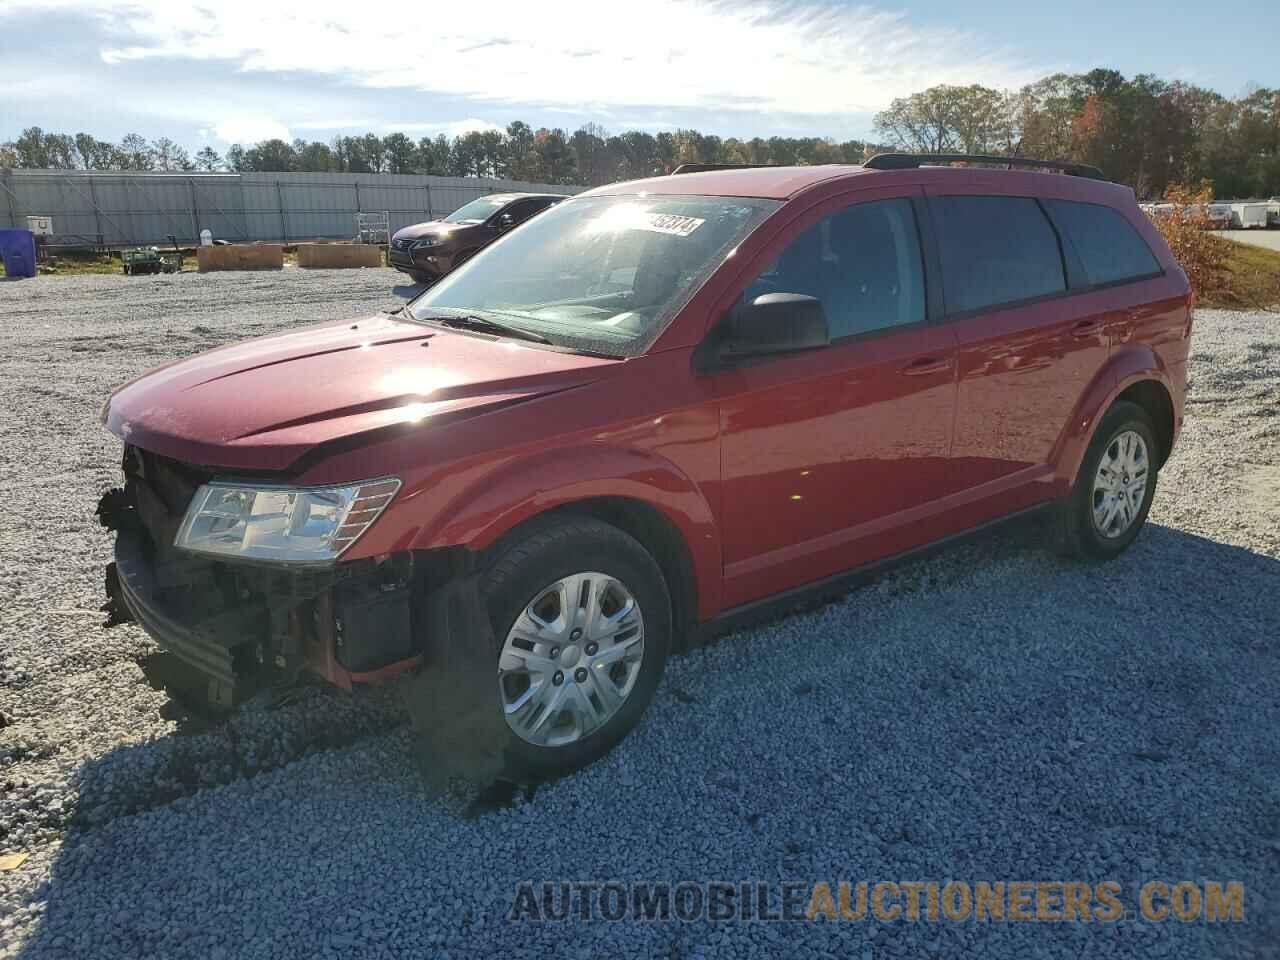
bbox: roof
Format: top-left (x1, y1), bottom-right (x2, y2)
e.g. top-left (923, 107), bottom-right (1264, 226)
top-left (585, 165), bottom-right (867, 200)
top-left (490, 192), bottom-right (568, 202)
top-left (583, 160), bottom-right (1130, 203)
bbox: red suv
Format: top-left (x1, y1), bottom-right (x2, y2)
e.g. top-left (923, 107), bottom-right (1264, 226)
top-left (99, 155), bottom-right (1191, 782)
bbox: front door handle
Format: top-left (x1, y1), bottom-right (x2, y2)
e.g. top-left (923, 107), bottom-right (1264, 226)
top-left (901, 356), bottom-right (951, 376)
top-left (1071, 319), bottom-right (1101, 339)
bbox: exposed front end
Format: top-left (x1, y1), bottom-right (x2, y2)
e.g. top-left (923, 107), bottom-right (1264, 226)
top-left (99, 446), bottom-right (422, 709)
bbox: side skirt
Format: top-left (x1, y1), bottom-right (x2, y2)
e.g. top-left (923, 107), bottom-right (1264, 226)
top-left (692, 501), bottom-right (1056, 646)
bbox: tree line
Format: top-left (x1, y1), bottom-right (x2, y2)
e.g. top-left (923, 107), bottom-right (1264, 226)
top-left (3, 68), bottom-right (1277, 199)
top-left (0, 122), bottom-right (879, 188)
top-left (873, 70), bottom-right (1279, 199)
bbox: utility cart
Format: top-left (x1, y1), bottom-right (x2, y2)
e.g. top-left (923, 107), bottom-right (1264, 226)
top-left (122, 247), bottom-right (183, 275)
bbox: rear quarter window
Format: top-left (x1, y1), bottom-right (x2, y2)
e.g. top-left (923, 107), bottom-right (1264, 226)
top-left (1044, 199), bottom-right (1162, 287)
top-left (931, 196), bottom-right (1066, 314)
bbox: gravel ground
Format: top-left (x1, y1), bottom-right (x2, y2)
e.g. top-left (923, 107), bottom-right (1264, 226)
top-left (0, 269), bottom-right (1277, 959)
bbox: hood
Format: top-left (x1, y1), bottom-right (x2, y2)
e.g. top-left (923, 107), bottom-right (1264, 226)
top-left (105, 313), bottom-right (620, 472)
top-left (393, 221), bottom-right (466, 242)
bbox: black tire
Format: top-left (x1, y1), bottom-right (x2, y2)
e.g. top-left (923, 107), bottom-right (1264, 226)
top-left (481, 516), bottom-right (671, 782)
top-left (1056, 400), bottom-right (1159, 562)
top-left (408, 271), bottom-right (432, 284)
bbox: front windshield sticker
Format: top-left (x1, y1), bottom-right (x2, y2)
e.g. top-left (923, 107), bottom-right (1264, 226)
top-left (583, 204), bottom-right (708, 239)
top-left (641, 214), bottom-right (706, 237)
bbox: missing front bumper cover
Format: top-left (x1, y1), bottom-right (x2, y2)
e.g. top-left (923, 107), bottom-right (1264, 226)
top-left (98, 481), bottom-right (419, 710)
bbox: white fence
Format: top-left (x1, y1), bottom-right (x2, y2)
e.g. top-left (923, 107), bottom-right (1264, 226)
top-left (0, 170), bottom-right (582, 248)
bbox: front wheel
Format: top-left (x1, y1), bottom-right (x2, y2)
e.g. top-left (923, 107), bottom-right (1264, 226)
top-left (483, 517), bottom-right (670, 781)
top-left (1056, 400), bottom-right (1159, 562)
top-left (402, 516), bottom-right (671, 787)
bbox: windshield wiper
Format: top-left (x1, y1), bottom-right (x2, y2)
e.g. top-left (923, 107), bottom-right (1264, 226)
top-left (418, 312), bottom-right (551, 345)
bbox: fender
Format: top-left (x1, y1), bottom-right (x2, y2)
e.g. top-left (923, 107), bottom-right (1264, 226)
top-left (413, 443), bottom-right (723, 619)
top-left (1051, 344), bottom-right (1174, 488)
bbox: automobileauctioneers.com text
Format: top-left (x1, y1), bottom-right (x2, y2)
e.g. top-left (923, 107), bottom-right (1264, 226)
top-left (510, 880), bottom-right (1244, 924)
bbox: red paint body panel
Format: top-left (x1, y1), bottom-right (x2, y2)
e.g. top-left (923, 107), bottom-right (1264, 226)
top-left (104, 164), bottom-right (1192, 658)
top-left (105, 313), bottom-right (618, 471)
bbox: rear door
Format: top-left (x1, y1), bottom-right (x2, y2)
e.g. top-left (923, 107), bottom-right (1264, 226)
top-left (925, 190), bottom-right (1108, 513)
top-left (1041, 198), bottom-right (1166, 361)
top-left (713, 187), bottom-right (958, 608)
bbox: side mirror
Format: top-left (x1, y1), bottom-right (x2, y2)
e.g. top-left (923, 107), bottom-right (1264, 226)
top-left (716, 293), bottom-right (830, 364)
top-left (497, 213), bottom-right (515, 231)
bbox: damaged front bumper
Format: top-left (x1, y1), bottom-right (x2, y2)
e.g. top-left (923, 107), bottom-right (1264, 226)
top-left (98, 449), bottom-right (424, 710)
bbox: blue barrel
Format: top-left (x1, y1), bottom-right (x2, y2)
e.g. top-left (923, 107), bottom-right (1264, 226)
top-left (0, 229), bottom-right (37, 279)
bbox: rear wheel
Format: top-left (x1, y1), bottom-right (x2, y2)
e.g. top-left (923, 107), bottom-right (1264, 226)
top-left (1056, 400), bottom-right (1158, 562)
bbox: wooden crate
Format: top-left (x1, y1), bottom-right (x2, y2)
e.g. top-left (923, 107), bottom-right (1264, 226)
top-left (196, 245), bottom-right (284, 272)
top-left (295, 244), bottom-right (384, 269)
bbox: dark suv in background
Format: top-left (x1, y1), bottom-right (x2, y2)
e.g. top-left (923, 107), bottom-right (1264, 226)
top-left (389, 193), bottom-right (566, 283)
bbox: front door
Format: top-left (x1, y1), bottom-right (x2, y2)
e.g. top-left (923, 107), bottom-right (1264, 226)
top-left (714, 190), bottom-right (957, 609)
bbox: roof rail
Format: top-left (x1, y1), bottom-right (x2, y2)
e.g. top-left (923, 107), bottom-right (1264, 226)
top-left (670, 163), bottom-right (779, 175)
top-left (863, 153), bottom-right (1106, 181)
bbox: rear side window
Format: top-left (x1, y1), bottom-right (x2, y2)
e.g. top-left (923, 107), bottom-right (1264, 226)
top-left (931, 196), bottom-right (1066, 313)
top-left (1045, 200), bottom-right (1161, 286)
top-left (743, 198), bottom-right (926, 339)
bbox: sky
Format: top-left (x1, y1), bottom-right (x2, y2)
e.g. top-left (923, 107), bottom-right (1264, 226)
top-left (1, 0), bottom-right (1276, 151)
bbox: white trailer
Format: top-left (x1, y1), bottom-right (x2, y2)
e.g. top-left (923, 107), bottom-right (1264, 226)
top-left (1231, 202), bottom-right (1269, 229)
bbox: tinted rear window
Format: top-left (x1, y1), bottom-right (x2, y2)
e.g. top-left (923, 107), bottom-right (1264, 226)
top-left (1045, 200), bottom-right (1161, 286)
top-left (932, 196), bottom-right (1066, 313)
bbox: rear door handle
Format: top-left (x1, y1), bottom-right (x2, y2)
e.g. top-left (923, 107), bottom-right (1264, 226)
top-left (901, 356), bottom-right (951, 376)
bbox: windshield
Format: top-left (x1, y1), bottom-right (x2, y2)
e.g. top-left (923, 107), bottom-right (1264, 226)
top-left (443, 196), bottom-right (511, 224)
top-left (411, 194), bottom-right (780, 356)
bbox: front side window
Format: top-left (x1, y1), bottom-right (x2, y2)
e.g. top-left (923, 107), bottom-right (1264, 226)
top-left (501, 198), bottom-right (541, 223)
top-left (932, 196), bottom-right (1066, 314)
top-left (1044, 199), bottom-right (1161, 287)
top-left (443, 196), bottom-right (512, 224)
top-left (412, 194), bottom-right (779, 356)
top-left (743, 198), bottom-right (926, 338)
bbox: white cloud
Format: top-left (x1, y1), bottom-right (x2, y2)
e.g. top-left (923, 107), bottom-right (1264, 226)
top-left (292, 119), bottom-right (378, 131)
top-left (388, 118), bottom-right (506, 137)
top-left (14, 0), bottom-right (1039, 117)
top-left (212, 115), bottom-right (291, 144)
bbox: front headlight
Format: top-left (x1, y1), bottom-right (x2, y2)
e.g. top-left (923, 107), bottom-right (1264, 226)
top-left (412, 236), bottom-right (438, 247)
top-left (174, 477), bottom-right (400, 563)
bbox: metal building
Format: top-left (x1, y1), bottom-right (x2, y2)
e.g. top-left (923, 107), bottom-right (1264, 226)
top-left (0, 169), bottom-right (580, 248)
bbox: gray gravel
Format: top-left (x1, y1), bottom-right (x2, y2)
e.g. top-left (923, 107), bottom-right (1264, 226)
top-left (1, 269), bottom-right (1277, 959)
